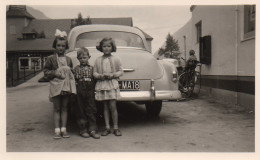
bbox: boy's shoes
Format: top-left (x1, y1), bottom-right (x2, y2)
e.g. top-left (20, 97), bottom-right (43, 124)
top-left (101, 129), bottom-right (111, 136)
top-left (80, 132), bottom-right (90, 138)
top-left (61, 131), bottom-right (70, 138)
top-left (53, 132), bottom-right (61, 139)
top-left (89, 131), bottom-right (100, 139)
top-left (113, 129), bottom-right (122, 136)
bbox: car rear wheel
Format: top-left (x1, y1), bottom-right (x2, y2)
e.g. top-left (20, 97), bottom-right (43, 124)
top-left (145, 101), bottom-right (162, 117)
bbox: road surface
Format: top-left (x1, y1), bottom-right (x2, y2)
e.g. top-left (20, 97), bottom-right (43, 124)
top-left (6, 72), bottom-right (254, 152)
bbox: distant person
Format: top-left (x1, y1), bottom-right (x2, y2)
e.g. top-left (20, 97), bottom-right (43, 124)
top-left (73, 47), bottom-right (100, 139)
top-left (94, 37), bottom-right (123, 136)
top-left (185, 50), bottom-right (198, 71)
top-left (43, 29), bottom-right (76, 139)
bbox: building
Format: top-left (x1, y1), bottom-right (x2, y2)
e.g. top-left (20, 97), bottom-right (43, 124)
top-left (170, 5), bottom-right (255, 109)
top-left (6, 5), bottom-right (153, 86)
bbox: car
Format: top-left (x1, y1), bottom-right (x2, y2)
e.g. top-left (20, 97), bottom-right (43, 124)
top-left (66, 24), bottom-right (181, 117)
top-left (162, 58), bottom-right (180, 68)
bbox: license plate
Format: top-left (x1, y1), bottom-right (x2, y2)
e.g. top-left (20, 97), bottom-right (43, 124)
top-left (119, 80), bottom-right (140, 90)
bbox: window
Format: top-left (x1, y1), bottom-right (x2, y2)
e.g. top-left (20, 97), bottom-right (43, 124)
top-left (31, 58), bottom-right (41, 70)
top-left (244, 5), bottom-right (255, 39)
top-left (195, 21), bottom-right (202, 43)
top-left (76, 31), bottom-right (145, 49)
top-left (10, 25), bottom-right (16, 35)
top-left (19, 58), bottom-right (29, 70)
top-left (19, 57), bottom-right (42, 70)
top-left (23, 33), bottom-right (37, 39)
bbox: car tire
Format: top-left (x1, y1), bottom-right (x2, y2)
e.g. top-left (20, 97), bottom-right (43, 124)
top-left (145, 101), bottom-right (162, 117)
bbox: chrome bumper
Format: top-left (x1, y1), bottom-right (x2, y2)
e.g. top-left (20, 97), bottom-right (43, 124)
top-left (117, 79), bottom-right (181, 101)
top-left (117, 90), bottom-right (181, 101)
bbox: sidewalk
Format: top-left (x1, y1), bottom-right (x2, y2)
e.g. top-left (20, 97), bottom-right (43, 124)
top-left (7, 71), bottom-right (48, 90)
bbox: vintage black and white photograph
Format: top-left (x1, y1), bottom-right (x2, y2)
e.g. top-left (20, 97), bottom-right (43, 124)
top-left (3, 0), bottom-right (257, 159)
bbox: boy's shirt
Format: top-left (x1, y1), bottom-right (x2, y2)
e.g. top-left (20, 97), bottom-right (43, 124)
top-left (73, 64), bottom-right (94, 82)
top-left (186, 55), bottom-right (198, 68)
top-left (187, 55), bottom-right (197, 61)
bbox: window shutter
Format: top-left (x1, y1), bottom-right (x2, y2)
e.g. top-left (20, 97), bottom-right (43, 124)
top-left (199, 35), bottom-right (211, 65)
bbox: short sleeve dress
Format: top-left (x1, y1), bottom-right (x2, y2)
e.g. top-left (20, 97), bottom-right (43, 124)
top-left (94, 56), bottom-right (121, 101)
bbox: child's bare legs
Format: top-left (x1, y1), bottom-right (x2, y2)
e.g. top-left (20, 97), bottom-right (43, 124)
top-left (103, 101), bottom-right (110, 129)
top-left (109, 100), bottom-right (121, 136)
top-left (61, 94), bottom-right (70, 128)
top-left (109, 100), bottom-right (118, 129)
top-left (52, 96), bottom-right (61, 138)
top-left (52, 95), bottom-right (70, 138)
top-left (101, 101), bottom-right (112, 136)
top-left (102, 100), bottom-right (121, 136)
top-left (60, 94), bottom-right (70, 138)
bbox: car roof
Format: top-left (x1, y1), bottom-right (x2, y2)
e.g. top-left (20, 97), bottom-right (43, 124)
top-left (68, 24), bottom-right (148, 50)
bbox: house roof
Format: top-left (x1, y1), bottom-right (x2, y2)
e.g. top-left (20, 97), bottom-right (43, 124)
top-left (7, 39), bottom-right (54, 52)
top-left (7, 16), bottom-right (153, 52)
top-left (21, 18), bottom-right (152, 41)
top-left (23, 19), bottom-right (71, 38)
top-left (90, 17), bottom-right (133, 26)
top-left (22, 17), bottom-right (134, 39)
top-left (6, 5), bottom-right (35, 19)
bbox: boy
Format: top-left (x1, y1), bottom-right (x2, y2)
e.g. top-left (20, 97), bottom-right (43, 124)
top-left (73, 47), bottom-right (100, 139)
top-left (185, 50), bottom-right (198, 71)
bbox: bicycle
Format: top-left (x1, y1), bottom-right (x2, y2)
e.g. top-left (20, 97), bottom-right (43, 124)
top-left (178, 61), bottom-right (202, 98)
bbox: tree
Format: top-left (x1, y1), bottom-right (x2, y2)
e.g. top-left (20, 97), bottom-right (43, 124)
top-left (77, 12), bottom-right (84, 25)
top-left (71, 12), bottom-right (92, 29)
top-left (85, 16), bottom-right (92, 24)
top-left (159, 33), bottom-right (180, 58)
top-left (158, 47), bottom-right (165, 56)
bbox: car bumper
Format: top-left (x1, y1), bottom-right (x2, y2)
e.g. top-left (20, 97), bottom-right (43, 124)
top-left (117, 90), bottom-right (181, 101)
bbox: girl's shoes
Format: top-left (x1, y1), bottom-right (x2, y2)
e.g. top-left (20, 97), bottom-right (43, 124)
top-left (53, 132), bottom-right (62, 139)
top-left (101, 129), bottom-right (111, 136)
top-left (61, 131), bottom-right (70, 138)
top-left (113, 129), bottom-right (122, 136)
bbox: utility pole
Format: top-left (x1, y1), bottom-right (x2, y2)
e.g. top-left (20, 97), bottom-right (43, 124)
top-left (183, 35), bottom-right (186, 66)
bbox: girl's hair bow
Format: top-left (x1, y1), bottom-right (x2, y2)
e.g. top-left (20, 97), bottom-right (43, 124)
top-left (55, 29), bottom-right (67, 38)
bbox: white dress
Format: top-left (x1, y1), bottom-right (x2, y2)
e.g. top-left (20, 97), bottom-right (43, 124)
top-left (95, 57), bottom-right (120, 101)
top-left (49, 55), bottom-right (76, 98)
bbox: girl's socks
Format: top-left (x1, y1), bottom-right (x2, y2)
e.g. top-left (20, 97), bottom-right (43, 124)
top-left (113, 125), bottom-right (119, 130)
top-left (55, 128), bottom-right (61, 134)
top-left (61, 127), bottom-right (66, 133)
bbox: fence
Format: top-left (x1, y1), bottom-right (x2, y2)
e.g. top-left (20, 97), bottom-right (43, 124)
top-left (7, 66), bottom-right (42, 87)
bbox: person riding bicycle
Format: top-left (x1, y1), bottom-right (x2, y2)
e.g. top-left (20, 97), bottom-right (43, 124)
top-left (179, 50), bottom-right (201, 97)
top-left (185, 50), bottom-right (198, 72)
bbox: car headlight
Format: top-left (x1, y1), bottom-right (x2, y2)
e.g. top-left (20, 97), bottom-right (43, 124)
top-left (172, 71), bottom-right (178, 83)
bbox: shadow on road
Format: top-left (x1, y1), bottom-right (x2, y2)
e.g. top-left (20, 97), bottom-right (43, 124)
top-left (67, 101), bottom-right (172, 133)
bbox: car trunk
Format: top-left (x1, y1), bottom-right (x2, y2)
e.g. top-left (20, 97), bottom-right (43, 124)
top-left (67, 48), bottom-right (163, 80)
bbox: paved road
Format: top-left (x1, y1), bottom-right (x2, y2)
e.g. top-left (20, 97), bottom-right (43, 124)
top-left (6, 72), bottom-right (254, 152)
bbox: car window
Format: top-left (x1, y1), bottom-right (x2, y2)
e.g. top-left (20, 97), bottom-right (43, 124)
top-left (76, 31), bottom-right (145, 49)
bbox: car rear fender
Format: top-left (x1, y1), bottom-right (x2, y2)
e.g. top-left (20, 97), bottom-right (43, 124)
top-left (155, 60), bottom-right (178, 90)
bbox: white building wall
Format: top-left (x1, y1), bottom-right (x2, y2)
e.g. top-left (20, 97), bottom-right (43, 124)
top-left (171, 19), bottom-right (192, 67)
top-left (236, 5), bottom-right (255, 76)
top-left (171, 5), bottom-right (255, 108)
top-left (191, 5), bottom-right (237, 76)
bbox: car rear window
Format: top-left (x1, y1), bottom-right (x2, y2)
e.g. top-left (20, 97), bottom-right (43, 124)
top-left (76, 31), bottom-right (145, 49)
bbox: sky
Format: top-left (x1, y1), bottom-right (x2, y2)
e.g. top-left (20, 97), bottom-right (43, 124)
top-left (29, 5), bottom-right (192, 54)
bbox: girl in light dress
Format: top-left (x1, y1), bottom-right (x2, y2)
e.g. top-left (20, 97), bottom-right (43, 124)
top-left (93, 37), bottom-right (123, 136)
top-left (43, 29), bottom-right (76, 139)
